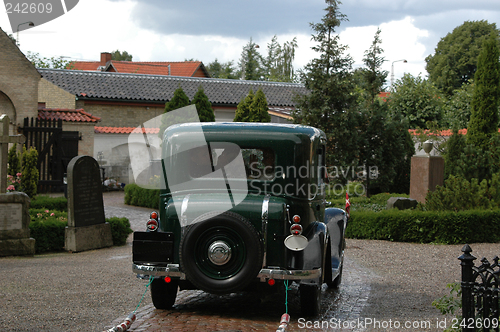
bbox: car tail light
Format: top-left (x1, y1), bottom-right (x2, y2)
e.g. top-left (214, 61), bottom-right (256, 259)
top-left (147, 219), bottom-right (158, 232)
top-left (292, 215), bottom-right (301, 223)
top-left (150, 211), bottom-right (158, 220)
top-left (267, 279), bottom-right (275, 286)
top-left (164, 276), bottom-right (171, 283)
top-left (290, 224), bottom-right (303, 236)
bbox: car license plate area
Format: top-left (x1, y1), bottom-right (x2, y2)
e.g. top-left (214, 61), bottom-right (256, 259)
top-left (133, 232), bottom-right (174, 264)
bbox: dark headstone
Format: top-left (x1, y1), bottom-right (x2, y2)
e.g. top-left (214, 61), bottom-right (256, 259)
top-left (67, 156), bottom-right (105, 227)
top-left (65, 156), bottom-right (112, 252)
top-left (386, 197), bottom-right (418, 210)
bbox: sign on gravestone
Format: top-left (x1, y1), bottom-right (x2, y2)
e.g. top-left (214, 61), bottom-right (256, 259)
top-left (65, 155), bottom-right (112, 252)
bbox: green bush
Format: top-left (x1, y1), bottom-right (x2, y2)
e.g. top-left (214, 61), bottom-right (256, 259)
top-left (30, 196), bottom-right (68, 211)
top-left (29, 218), bottom-right (66, 253)
top-left (329, 193), bottom-right (408, 212)
top-left (29, 214), bottom-right (132, 253)
top-left (21, 146), bottom-right (39, 198)
top-left (346, 209), bottom-right (500, 244)
top-left (107, 217), bottom-right (133, 246)
top-left (124, 183), bottom-right (159, 209)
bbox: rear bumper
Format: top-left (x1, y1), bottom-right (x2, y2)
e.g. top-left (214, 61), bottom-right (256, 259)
top-left (132, 263), bottom-right (321, 282)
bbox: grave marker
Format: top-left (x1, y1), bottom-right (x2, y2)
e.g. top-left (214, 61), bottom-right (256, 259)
top-left (65, 155), bottom-right (113, 252)
top-left (0, 114), bottom-right (25, 193)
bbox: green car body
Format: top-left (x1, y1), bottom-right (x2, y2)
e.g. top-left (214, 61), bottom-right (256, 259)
top-left (132, 122), bottom-right (348, 315)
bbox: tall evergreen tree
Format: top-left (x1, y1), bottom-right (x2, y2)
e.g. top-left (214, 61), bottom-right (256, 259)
top-left (249, 88), bottom-right (271, 122)
top-left (239, 38), bottom-right (264, 80)
top-left (159, 86), bottom-right (191, 137)
top-left (191, 86), bottom-right (215, 122)
top-left (293, 0), bottom-right (358, 167)
top-left (467, 32), bottom-right (500, 148)
top-left (234, 89), bottom-right (254, 122)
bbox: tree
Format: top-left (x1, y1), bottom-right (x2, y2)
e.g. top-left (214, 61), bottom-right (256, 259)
top-left (425, 20), bottom-right (499, 95)
top-left (234, 89), bottom-right (254, 122)
top-left (442, 80), bottom-right (474, 129)
top-left (191, 86), bottom-right (215, 122)
top-left (26, 51), bottom-right (71, 69)
top-left (388, 74), bottom-right (443, 129)
top-left (248, 89), bottom-right (271, 122)
top-left (293, 0), bottom-right (358, 167)
top-left (359, 28), bottom-right (388, 103)
top-left (206, 59), bottom-right (238, 79)
top-left (238, 38), bottom-right (264, 80)
top-left (263, 35), bottom-right (298, 82)
top-left (159, 86), bottom-right (191, 137)
top-left (8, 144), bottom-right (21, 177)
top-left (21, 146), bottom-right (39, 198)
top-left (442, 128), bottom-right (466, 180)
top-left (467, 32), bottom-right (500, 148)
top-left (111, 50), bottom-right (133, 61)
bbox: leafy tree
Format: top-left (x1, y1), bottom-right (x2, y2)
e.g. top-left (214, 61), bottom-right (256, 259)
top-left (234, 89), bottom-right (254, 122)
top-left (238, 38), bottom-right (264, 80)
top-left (111, 50), bottom-right (133, 61)
top-left (191, 86), bottom-right (215, 122)
top-left (26, 51), bottom-right (71, 69)
top-left (21, 146), bottom-right (39, 198)
top-left (248, 88), bottom-right (271, 122)
top-left (388, 74), bottom-right (443, 129)
top-left (206, 59), bottom-right (238, 79)
top-left (442, 80), bottom-right (474, 129)
top-left (263, 35), bottom-right (298, 82)
top-left (293, 0), bottom-right (358, 167)
top-left (467, 32), bottom-right (500, 149)
top-left (425, 20), bottom-right (499, 95)
top-left (159, 86), bottom-right (191, 137)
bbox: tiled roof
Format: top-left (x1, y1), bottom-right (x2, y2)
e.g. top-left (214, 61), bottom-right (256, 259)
top-left (408, 128), bottom-right (500, 136)
top-left (38, 69), bottom-right (306, 107)
top-left (69, 60), bottom-right (208, 77)
top-left (38, 108), bottom-right (101, 123)
top-left (94, 126), bottom-right (160, 134)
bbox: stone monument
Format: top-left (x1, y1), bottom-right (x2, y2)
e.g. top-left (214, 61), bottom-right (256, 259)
top-left (65, 155), bottom-right (113, 252)
top-left (409, 141), bottom-right (444, 203)
top-left (0, 114), bottom-right (34, 256)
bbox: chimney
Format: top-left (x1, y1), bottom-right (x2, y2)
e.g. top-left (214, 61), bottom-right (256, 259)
top-left (100, 52), bottom-right (112, 66)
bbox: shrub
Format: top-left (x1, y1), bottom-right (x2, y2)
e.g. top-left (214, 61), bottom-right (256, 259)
top-left (346, 209), bottom-right (500, 244)
top-left (7, 144), bottom-right (21, 177)
top-left (21, 146), bottom-right (39, 198)
top-left (107, 217), bottom-right (133, 246)
top-left (30, 195), bottom-right (68, 211)
top-left (124, 183), bottom-right (159, 209)
top-left (328, 193), bottom-right (407, 212)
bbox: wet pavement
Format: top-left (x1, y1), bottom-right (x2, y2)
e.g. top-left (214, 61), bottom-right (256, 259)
top-left (103, 192), bottom-right (373, 332)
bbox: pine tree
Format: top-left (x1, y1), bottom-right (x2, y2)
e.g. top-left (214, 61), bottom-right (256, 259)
top-left (159, 86), bottom-right (191, 137)
top-left (192, 86), bottom-right (215, 122)
top-left (293, 0), bottom-right (358, 166)
top-left (234, 89), bottom-right (254, 122)
top-left (249, 88), bottom-right (271, 122)
top-left (467, 32), bottom-right (500, 148)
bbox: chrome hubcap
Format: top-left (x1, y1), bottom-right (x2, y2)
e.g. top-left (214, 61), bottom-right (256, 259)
top-left (208, 241), bottom-right (232, 265)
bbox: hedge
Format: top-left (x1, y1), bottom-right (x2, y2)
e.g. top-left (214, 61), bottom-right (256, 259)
top-left (346, 209), bottom-right (500, 244)
top-left (30, 195), bottom-right (68, 211)
top-left (124, 183), bottom-right (159, 209)
top-left (29, 217), bottom-right (133, 253)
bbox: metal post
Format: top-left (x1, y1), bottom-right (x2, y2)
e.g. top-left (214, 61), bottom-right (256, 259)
top-left (459, 244), bottom-right (477, 332)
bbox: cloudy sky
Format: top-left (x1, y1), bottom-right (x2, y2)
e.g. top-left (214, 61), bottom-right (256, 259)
top-left (1, 0), bottom-right (499, 85)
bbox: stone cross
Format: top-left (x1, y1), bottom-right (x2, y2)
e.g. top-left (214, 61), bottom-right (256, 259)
top-left (0, 115), bottom-right (25, 194)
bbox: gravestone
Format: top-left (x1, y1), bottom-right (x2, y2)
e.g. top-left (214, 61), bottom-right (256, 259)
top-left (0, 114), bottom-right (33, 256)
top-left (0, 192), bottom-right (35, 256)
top-left (65, 155), bottom-right (113, 252)
top-left (409, 156), bottom-right (444, 203)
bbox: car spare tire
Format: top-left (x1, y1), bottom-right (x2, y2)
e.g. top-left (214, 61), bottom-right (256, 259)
top-left (179, 211), bottom-right (263, 294)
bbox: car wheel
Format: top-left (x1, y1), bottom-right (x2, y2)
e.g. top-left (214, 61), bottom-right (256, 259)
top-left (300, 283), bottom-right (322, 316)
top-left (179, 211), bottom-right (262, 294)
top-left (150, 277), bottom-right (178, 309)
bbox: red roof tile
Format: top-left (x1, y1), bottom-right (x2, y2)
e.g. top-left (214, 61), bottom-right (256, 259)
top-left (408, 128), bottom-right (500, 136)
top-left (38, 108), bottom-right (101, 123)
top-left (68, 60), bottom-right (208, 77)
top-left (94, 126), bottom-right (160, 134)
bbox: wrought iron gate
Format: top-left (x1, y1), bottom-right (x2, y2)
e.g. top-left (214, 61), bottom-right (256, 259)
top-left (22, 117), bottom-right (79, 193)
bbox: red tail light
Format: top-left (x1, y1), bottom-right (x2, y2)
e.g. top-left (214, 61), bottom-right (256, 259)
top-left (147, 219), bottom-right (158, 232)
top-left (290, 224), bottom-right (303, 236)
top-left (268, 279), bottom-right (275, 286)
top-left (164, 276), bottom-right (171, 283)
top-left (292, 215), bottom-right (301, 223)
top-left (150, 211), bottom-right (158, 220)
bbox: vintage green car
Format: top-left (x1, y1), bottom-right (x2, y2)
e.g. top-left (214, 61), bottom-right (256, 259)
top-left (132, 122), bottom-right (348, 316)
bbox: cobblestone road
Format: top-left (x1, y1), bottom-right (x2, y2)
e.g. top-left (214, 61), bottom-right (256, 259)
top-left (103, 192), bottom-right (373, 332)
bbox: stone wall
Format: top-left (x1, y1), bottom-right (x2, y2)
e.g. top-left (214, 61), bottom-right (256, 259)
top-left (0, 29), bottom-right (39, 128)
top-left (38, 79), bottom-right (76, 109)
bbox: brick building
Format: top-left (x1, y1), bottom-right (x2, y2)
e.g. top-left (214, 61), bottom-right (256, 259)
top-left (0, 29), bottom-right (40, 135)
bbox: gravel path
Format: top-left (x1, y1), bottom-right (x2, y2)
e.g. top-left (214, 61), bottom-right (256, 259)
top-left (0, 191), bottom-right (499, 331)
